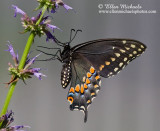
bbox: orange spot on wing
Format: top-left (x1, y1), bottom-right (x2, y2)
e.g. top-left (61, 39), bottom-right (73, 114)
top-left (81, 84), bottom-right (84, 94)
top-left (84, 83), bottom-right (88, 89)
top-left (105, 61), bottom-right (110, 65)
top-left (69, 87), bottom-right (75, 93)
top-left (94, 84), bottom-right (99, 88)
top-left (99, 65), bottom-right (104, 71)
top-left (111, 57), bottom-right (115, 61)
top-left (95, 75), bottom-right (100, 80)
top-left (75, 84), bottom-right (80, 92)
top-left (86, 78), bottom-right (90, 84)
top-left (67, 96), bottom-right (73, 104)
top-left (87, 100), bottom-right (91, 104)
top-left (90, 67), bottom-right (95, 74)
top-left (91, 93), bottom-right (95, 96)
top-left (87, 72), bottom-right (91, 78)
top-left (83, 76), bottom-right (86, 82)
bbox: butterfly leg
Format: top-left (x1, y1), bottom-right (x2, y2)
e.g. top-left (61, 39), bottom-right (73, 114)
top-left (36, 49), bottom-right (62, 62)
top-left (37, 46), bottom-right (61, 50)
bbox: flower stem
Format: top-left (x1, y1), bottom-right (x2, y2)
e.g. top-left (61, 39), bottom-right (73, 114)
top-left (18, 33), bottom-right (35, 69)
top-left (0, 5), bottom-right (47, 127)
top-left (0, 82), bottom-right (17, 116)
top-left (36, 5), bottom-right (47, 25)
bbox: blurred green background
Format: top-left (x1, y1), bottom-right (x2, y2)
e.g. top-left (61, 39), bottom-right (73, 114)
top-left (0, 0), bottom-right (160, 131)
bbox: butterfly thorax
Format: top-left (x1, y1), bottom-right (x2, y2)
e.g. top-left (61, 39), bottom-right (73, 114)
top-left (61, 45), bottom-right (72, 63)
top-left (61, 45), bottom-right (72, 88)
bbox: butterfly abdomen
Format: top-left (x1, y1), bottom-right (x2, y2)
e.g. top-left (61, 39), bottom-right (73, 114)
top-left (61, 63), bottom-right (72, 88)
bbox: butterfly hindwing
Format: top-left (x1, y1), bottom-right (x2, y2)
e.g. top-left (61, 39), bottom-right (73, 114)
top-left (67, 53), bottom-right (101, 122)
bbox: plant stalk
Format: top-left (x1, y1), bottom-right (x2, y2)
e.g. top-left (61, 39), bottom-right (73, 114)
top-left (0, 5), bottom-right (47, 128)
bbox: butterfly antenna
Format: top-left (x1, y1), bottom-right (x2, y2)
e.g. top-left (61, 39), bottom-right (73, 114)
top-left (70, 29), bottom-right (82, 43)
top-left (70, 29), bottom-right (76, 41)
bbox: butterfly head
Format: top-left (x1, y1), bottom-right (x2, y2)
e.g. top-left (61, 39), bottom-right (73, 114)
top-left (61, 29), bottom-right (82, 62)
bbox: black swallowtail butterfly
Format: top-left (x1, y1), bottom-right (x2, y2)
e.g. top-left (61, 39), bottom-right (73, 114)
top-left (38, 29), bottom-right (147, 122)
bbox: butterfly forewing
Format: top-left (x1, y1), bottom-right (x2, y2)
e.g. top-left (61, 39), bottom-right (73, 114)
top-left (72, 39), bottom-right (146, 78)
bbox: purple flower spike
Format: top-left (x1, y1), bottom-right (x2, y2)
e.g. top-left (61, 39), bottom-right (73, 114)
top-left (63, 4), bottom-right (73, 11)
top-left (34, 72), bottom-right (46, 80)
top-left (31, 17), bottom-right (36, 22)
top-left (40, 16), bottom-right (50, 25)
top-left (29, 68), bottom-right (46, 80)
top-left (6, 43), bottom-right (19, 64)
top-left (6, 44), bottom-right (16, 58)
top-left (16, 51), bottom-right (19, 61)
top-left (45, 31), bottom-right (56, 42)
top-left (12, 5), bottom-right (26, 17)
top-left (51, 8), bottom-right (56, 13)
top-left (27, 53), bottom-right (41, 67)
top-left (31, 68), bottom-right (41, 73)
top-left (11, 125), bottom-right (31, 130)
top-left (47, 24), bottom-right (61, 32)
top-left (6, 43), bottom-right (46, 84)
top-left (0, 110), bottom-right (30, 131)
